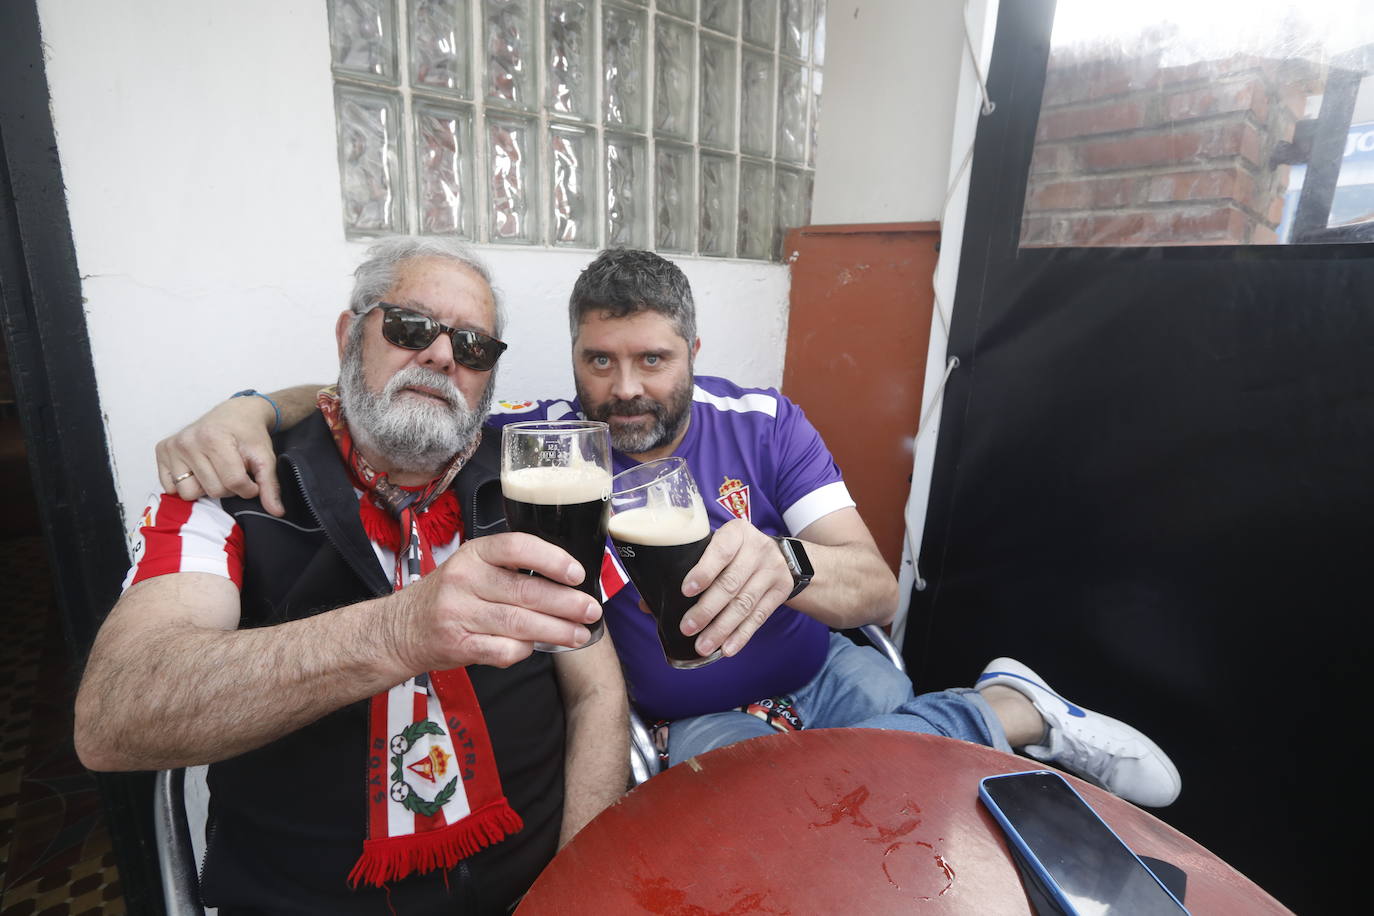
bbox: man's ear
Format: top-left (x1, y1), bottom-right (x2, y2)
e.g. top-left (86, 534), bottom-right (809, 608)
top-left (335, 310), bottom-right (355, 360)
top-left (691, 337), bottom-right (701, 359)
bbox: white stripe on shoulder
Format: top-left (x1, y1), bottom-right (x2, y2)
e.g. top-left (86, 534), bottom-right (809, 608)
top-left (782, 481), bottom-right (855, 535)
top-left (692, 385), bottom-right (778, 418)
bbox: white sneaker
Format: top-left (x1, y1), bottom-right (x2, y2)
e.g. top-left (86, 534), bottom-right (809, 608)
top-left (976, 657), bottom-right (1182, 807)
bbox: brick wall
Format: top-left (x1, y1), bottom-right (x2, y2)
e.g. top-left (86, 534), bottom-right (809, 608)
top-left (1021, 51), bottom-right (1324, 246)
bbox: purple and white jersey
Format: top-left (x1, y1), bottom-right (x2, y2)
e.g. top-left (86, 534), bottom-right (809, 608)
top-left (491, 375), bottom-right (855, 721)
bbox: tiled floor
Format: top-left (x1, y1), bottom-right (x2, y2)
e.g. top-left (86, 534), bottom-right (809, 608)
top-left (0, 535), bottom-right (124, 915)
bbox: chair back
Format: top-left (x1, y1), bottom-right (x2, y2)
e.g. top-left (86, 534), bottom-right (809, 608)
top-left (154, 768), bottom-right (205, 915)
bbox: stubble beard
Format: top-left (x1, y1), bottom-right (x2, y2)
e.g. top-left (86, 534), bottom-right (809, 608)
top-left (578, 367), bottom-right (694, 456)
top-left (339, 330), bottom-right (493, 476)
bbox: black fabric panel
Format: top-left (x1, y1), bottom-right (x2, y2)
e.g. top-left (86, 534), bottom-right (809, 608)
top-left (907, 249), bottom-right (1374, 913)
top-left (906, 4), bottom-right (1371, 909)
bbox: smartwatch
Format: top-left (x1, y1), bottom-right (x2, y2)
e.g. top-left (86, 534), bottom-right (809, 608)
top-left (774, 536), bottom-right (814, 601)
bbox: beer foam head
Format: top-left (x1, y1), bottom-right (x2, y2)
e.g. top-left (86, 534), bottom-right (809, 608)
top-left (608, 504), bottom-right (710, 545)
top-left (501, 464), bottom-right (611, 504)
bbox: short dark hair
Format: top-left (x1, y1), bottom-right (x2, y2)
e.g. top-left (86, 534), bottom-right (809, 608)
top-left (568, 248), bottom-right (696, 344)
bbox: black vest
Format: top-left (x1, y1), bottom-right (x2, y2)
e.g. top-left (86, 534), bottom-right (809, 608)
top-left (199, 414), bottom-right (565, 915)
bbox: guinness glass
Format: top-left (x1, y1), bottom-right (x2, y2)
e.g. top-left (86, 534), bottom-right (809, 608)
top-left (500, 420), bottom-right (612, 652)
top-left (609, 457), bottom-right (722, 669)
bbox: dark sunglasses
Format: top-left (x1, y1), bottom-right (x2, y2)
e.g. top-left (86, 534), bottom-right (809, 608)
top-left (374, 303), bottom-right (507, 372)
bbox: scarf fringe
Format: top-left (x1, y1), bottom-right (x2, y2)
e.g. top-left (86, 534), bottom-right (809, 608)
top-left (348, 800), bottom-right (525, 888)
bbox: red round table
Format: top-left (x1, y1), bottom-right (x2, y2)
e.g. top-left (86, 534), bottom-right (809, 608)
top-left (518, 729), bottom-right (1289, 914)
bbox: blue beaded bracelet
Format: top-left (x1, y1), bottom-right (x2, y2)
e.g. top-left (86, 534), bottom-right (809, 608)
top-left (231, 389), bottom-right (282, 434)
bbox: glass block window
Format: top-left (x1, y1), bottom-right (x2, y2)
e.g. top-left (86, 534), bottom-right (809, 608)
top-left (328, 0), bottom-right (825, 260)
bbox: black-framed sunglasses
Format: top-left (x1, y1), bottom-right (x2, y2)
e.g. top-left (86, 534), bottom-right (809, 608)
top-left (374, 303), bottom-right (508, 372)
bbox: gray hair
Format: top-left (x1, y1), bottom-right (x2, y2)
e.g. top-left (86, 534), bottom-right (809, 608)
top-left (568, 248), bottom-right (696, 344)
top-left (348, 236), bottom-right (506, 337)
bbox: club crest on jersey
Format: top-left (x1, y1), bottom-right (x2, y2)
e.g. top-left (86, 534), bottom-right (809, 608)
top-left (716, 476), bottom-right (751, 521)
top-left (497, 399), bottom-right (538, 413)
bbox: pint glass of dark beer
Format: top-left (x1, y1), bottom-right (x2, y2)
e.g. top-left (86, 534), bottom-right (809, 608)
top-left (500, 420), bottom-right (612, 652)
top-left (608, 457), bottom-right (721, 669)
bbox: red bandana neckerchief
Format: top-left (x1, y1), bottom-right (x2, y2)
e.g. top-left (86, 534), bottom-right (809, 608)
top-left (316, 389), bottom-right (524, 889)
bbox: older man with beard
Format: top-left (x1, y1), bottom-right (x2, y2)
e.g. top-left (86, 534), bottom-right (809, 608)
top-left (75, 237), bottom-right (628, 915)
top-left (153, 248), bottom-right (1184, 813)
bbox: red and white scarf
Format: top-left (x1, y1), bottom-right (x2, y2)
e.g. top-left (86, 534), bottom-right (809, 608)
top-left (317, 390), bottom-right (524, 888)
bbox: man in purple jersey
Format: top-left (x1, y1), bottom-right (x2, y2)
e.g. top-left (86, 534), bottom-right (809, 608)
top-left (156, 247), bottom-right (1182, 808)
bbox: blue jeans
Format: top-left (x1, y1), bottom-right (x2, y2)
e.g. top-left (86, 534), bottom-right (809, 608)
top-left (665, 632), bottom-right (1012, 766)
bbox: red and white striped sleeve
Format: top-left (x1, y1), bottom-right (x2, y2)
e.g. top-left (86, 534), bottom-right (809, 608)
top-left (122, 493), bottom-right (245, 592)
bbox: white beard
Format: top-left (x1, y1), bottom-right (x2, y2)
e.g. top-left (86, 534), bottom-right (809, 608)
top-left (339, 350), bottom-right (493, 476)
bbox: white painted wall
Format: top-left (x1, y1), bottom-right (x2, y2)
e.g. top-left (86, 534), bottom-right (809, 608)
top-left (812, 0), bottom-right (965, 224)
top-left (36, 1), bottom-right (790, 533)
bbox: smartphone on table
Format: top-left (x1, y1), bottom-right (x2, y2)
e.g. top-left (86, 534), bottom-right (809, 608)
top-left (979, 770), bottom-right (1189, 915)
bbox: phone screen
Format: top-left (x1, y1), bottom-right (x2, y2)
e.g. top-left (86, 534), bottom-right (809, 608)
top-left (980, 772), bottom-right (1187, 915)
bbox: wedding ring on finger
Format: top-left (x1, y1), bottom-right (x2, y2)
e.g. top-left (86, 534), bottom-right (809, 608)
top-left (172, 471), bottom-right (195, 484)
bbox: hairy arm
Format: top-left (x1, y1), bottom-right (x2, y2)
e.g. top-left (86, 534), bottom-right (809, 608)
top-left (75, 534), bottom-right (603, 772)
top-left (552, 634), bottom-right (629, 847)
top-left (75, 573), bottom-right (416, 771)
top-left (778, 508), bottom-right (897, 628)
top-left (681, 507), bottom-right (898, 658)
top-left (156, 384), bottom-right (323, 515)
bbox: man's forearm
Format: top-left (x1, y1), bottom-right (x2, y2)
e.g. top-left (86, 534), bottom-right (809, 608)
top-left (788, 539), bottom-right (898, 630)
top-left (554, 639), bottom-right (629, 847)
top-left (75, 585), bottom-right (413, 772)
